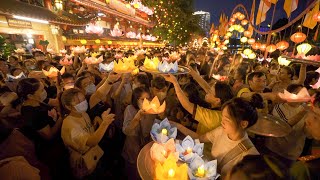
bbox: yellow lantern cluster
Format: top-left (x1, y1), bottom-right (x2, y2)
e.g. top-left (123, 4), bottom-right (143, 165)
top-left (297, 43), bottom-right (312, 55)
top-left (240, 37), bottom-right (248, 43)
top-left (80, 39), bottom-right (87, 45)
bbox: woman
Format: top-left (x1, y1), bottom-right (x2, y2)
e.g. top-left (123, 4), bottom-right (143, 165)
top-left (172, 95), bottom-right (262, 176)
top-left (60, 88), bottom-right (115, 178)
top-left (122, 87), bottom-right (156, 180)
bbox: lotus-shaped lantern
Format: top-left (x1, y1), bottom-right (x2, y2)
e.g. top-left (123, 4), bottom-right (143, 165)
top-left (188, 154), bottom-right (220, 180)
top-left (31, 48), bottom-right (42, 52)
top-left (126, 31), bottom-right (136, 39)
top-left (169, 52), bottom-right (181, 62)
top-left (60, 49), bottom-right (67, 54)
top-left (59, 55), bottom-right (73, 66)
top-left (144, 57), bottom-right (160, 71)
top-left (158, 61), bottom-right (179, 73)
top-left (7, 72), bottom-right (26, 81)
top-left (136, 33), bottom-right (141, 39)
top-left (84, 56), bottom-right (103, 65)
top-left (42, 66), bottom-right (65, 78)
top-left (113, 59), bottom-right (136, 74)
top-left (175, 136), bottom-right (204, 163)
top-left (99, 62), bottom-right (114, 72)
top-left (73, 46), bottom-right (87, 54)
top-left (14, 48), bottom-right (26, 54)
top-left (99, 47), bottom-right (106, 52)
top-left (142, 96), bottom-right (166, 114)
top-left (85, 23), bottom-right (104, 35)
top-left (135, 49), bottom-right (146, 56)
top-left (150, 139), bottom-right (179, 163)
top-left (278, 87), bottom-right (311, 102)
top-left (212, 74), bottom-right (228, 81)
top-left (150, 118), bottom-right (177, 144)
top-left (155, 154), bottom-right (188, 180)
top-left (110, 27), bottom-right (123, 37)
top-left (46, 48), bottom-right (55, 54)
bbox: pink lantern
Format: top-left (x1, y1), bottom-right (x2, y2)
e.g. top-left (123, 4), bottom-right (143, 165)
top-left (85, 23), bottom-right (104, 35)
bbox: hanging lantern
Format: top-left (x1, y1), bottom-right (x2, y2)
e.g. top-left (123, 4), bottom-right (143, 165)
top-left (313, 12), bottom-right (320, 22)
top-left (55, 0), bottom-right (63, 11)
top-left (266, 44), bottom-right (277, 53)
top-left (80, 39), bottom-right (87, 45)
top-left (241, 19), bottom-right (248, 26)
top-left (276, 41), bottom-right (289, 51)
top-left (290, 32), bottom-right (307, 43)
top-left (238, 14), bottom-right (246, 20)
top-left (252, 42), bottom-right (261, 50)
top-left (226, 32), bottom-right (232, 37)
top-left (238, 27), bottom-right (245, 33)
top-left (95, 39), bottom-right (101, 44)
top-left (278, 57), bottom-right (291, 66)
top-left (223, 40), bottom-right (229, 45)
top-left (297, 43), bottom-right (312, 55)
top-left (248, 53), bottom-right (256, 59)
top-left (224, 35), bottom-right (229, 39)
top-left (107, 41), bottom-right (112, 45)
top-left (259, 44), bottom-right (267, 51)
top-left (240, 37), bottom-right (248, 43)
top-left (230, 18), bottom-right (236, 23)
top-left (232, 14), bottom-right (238, 19)
top-left (235, 12), bottom-right (242, 18)
top-left (244, 31), bottom-right (252, 37)
top-left (248, 38), bottom-right (256, 45)
top-left (244, 49), bottom-right (253, 56)
top-left (228, 26), bottom-right (235, 32)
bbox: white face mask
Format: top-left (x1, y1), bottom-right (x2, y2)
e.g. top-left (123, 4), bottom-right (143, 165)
top-left (40, 90), bottom-right (47, 102)
top-left (85, 83), bottom-right (96, 95)
top-left (74, 100), bottom-right (88, 113)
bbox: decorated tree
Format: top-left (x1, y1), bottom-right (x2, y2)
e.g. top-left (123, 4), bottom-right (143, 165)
top-left (0, 35), bottom-right (15, 58)
top-left (141, 0), bottom-right (203, 45)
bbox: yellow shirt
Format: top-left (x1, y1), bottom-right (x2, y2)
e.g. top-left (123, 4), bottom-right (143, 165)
top-left (195, 105), bottom-right (222, 135)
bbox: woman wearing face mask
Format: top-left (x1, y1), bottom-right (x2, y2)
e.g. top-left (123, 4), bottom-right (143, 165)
top-left (172, 95), bottom-right (262, 177)
top-left (61, 88), bottom-right (115, 178)
top-left (17, 78), bottom-right (66, 178)
top-left (122, 87), bottom-right (156, 180)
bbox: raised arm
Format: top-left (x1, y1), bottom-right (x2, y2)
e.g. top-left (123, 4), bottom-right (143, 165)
top-left (170, 121), bottom-right (209, 143)
top-left (295, 64), bottom-right (307, 85)
top-left (189, 66), bottom-right (212, 94)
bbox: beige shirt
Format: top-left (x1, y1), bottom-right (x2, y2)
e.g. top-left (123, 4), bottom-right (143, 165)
top-left (205, 126), bottom-right (259, 176)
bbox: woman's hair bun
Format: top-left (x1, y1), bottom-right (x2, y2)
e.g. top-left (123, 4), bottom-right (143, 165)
top-left (250, 93), bottom-right (264, 109)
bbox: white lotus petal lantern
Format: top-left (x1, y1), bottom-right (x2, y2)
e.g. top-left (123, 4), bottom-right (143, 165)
top-left (84, 56), bottom-right (103, 65)
top-left (278, 87), bottom-right (311, 102)
top-left (42, 66), bottom-right (65, 78)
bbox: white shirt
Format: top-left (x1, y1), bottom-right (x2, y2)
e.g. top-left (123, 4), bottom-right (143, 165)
top-left (205, 126), bottom-right (259, 176)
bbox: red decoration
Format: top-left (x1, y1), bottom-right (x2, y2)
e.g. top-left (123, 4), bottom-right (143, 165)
top-left (290, 32), bottom-right (307, 43)
top-left (276, 41), bottom-right (289, 51)
top-left (252, 42), bottom-right (261, 50)
top-left (266, 44), bottom-right (277, 53)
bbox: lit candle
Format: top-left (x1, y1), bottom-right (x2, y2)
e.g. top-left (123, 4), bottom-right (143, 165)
top-left (183, 147), bottom-right (193, 155)
top-left (161, 128), bottom-right (168, 135)
top-left (168, 168), bottom-right (175, 178)
top-left (196, 165), bottom-right (205, 177)
top-left (162, 150), bottom-right (167, 157)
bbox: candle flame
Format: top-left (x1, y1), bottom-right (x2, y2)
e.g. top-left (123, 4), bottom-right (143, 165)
top-left (161, 128), bottom-right (168, 136)
top-left (196, 165), bottom-right (205, 177)
top-left (168, 168), bottom-right (175, 178)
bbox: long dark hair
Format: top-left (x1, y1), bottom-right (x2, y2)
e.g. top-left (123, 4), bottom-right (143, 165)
top-left (132, 87), bottom-right (150, 110)
top-left (182, 83), bottom-right (210, 108)
top-left (16, 78), bottom-right (40, 100)
top-left (214, 81), bottom-right (234, 106)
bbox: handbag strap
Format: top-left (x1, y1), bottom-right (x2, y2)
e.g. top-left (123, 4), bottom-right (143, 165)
top-left (218, 138), bottom-right (254, 170)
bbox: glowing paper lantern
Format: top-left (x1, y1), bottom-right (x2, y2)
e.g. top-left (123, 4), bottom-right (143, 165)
top-left (252, 42), bottom-right (261, 50)
top-left (238, 14), bottom-right (246, 20)
top-left (113, 59), bottom-right (136, 73)
top-left (143, 57), bottom-right (160, 71)
top-left (150, 139), bottom-right (178, 163)
top-left (276, 41), bottom-right (289, 51)
top-left (158, 61), bottom-right (179, 73)
top-left (290, 32), bottom-right (307, 43)
top-left (224, 36), bottom-right (229, 40)
top-left (241, 19), bottom-right (248, 26)
top-left (240, 37), bottom-right (248, 43)
top-left (248, 38), bottom-right (256, 45)
top-left (80, 39), bottom-right (87, 45)
top-left (223, 39), bottom-right (229, 45)
top-left (95, 39), bottom-right (101, 44)
top-left (60, 49), bottom-right (67, 54)
top-left (244, 31), bottom-right (252, 37)
top-left (99, 62), bottom-right (114, 72)
top-left (235, 12), bottom-right (242, 18)
top-left (155, 154), bottom-right (188, 180)
top-left (85, 23), bottom-right (104, 35)
top-left (297, 43), bottom-right (312, 55)
top-left (59, 55), bottom-right (73, 66)
top-left (278, 87), bottom-right (311, 102)
top-left (84, 56), bottom-right (103, 65)
top-left (151, 118), bottom-right (177, 144)
top-left (230, 18), bottom-right (236, 23)
top-left (188, 154), bottom-right (220, 179)
top-left (244, 48), bottom-right (253, 55)
top-left (278, 57), bottom-right (291, 66)
top-left (313, 12), bottom-right (320, 22)
top-left (238, 27), bottom-right (245, 33)
top-left (259, 44), bottom-right (267, 51)
top-left (266, 44), bottom-right (277, 53)
top-left (248, 53), bottom-right (256, 59)
top-left (226, 32), bottom-right (232, 37)
top-left (175, 136), bottom-right (204, 163)
top-left (42, 66), bottom-right (65, 78)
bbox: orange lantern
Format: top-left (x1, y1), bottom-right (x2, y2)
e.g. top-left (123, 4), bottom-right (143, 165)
top-left (259, 44), bottom-right (267, 51)
top-left (248, 38), bottom-right (256, 45)
top-left (238, 14), bottom-right (246, 20)
top-left (252, 42), bottom-right (261, 50)
top-left (92, 45), bottom-right (98, 49)
top-left (290, 32), bottom-right (307, 43)
top-left (69, 46), bottom-right (75, 50)
top-left (313, 12), bottom-right (320, 22)
top-left (232, 14), bottom-right (238, 19)
top-left (235, 12), bottom-right (242, 18)
top-left (241, 19), bottom-right (248, 26)
top-left (244, 31), bottom-right (252, 37)
top-left (86, 45), bottom-right (91, 49)
top-left (230, 18), bottom-right (236, 23)
top-left (266, 44), bottom-right (277, 53)
top-left (276, 41), bottom-right (289, 51)
top-left (229, 21), bottom-right (235, 26)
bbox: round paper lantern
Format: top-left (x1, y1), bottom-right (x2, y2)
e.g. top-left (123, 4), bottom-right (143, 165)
top-left (234, 25), bottom-right (242, 31)
top-left (235, 12), bottom-right (242, 18)
top-left (240, 37), bottom-right (248, 43)
top-left (229, 21), bottom-right (235, 26)
top-left (313, 12), bottom-right (320, 22)
top-left (238, 14), bottom-right (246, 20)
top-left (278, 57), bottom-right (291, 66)
top-left (252, 42), bottom-right (261, 50)
top-left (290, 32), bottom-right (306, 43)
top-left (266, 44), bottom-right (277, 53)
top-left (221, 45), bottom-right (227, 50)
top-left (241, 19), bottom-right (248, 26)
top-left (276, 41), bottom-right (289, 51)
top-left (228, 26), bottom-right (235, 32)
top-left (259, 44), bottom-right (267, 51)
top-left (297, 43), bottom-right (312, 55)
top-left (248, 53), bottom-right (256, 59)
top-left (226, 32), bottom-right (232, 37)
top-left (224, 40), bottom-right (229, 45)
top-left (244, 48), bottom-right (253, 55)
top-left (233, 14), bottom-right (238, 19)
top-left (238, 27), bottom-right (245, 33)
top-left (248, 38), bottom-right (256, 45)
top-left (80, 39), bottom-right (87, 45)
top-left (230, 18), bottom-right (236, 23)
top-left (244, 31), bottom-right (252, 37)
top-left (224, 35), bottom-right (229, 39)
top-left (95, 39), bottom-right (101, 44)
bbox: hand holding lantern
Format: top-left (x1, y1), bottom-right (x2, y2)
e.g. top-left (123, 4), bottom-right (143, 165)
top-left (59, 55), bottom-right (73, 66)
top-left (142, 96), bottom-right (166, 114)
top-left (42, 66), bottom-right (65, 78)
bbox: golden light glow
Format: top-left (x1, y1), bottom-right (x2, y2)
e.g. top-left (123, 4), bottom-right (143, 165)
top-left (161, 129), bottom-right (168, 135)
top-left (240, 37), bottom-right (248, 43)
top-left (196, 165), bottom-right (205, 177)
top-left (297, 43), bottom-right (312, 55)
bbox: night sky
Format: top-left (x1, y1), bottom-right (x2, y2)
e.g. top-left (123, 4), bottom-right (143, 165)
top-left (194, 0), bottom-right (312, 27)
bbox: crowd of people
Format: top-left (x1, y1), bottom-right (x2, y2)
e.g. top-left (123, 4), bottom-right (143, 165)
top-left (0, 46), bottom-right (319, 180)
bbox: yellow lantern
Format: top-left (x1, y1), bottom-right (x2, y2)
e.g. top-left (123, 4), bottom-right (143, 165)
top-left (278, 57), bottom-right (291, 66)
top-left (244, 49), bottom-right (253, 55)
top-left (297, 43), bottom-right (312, 55)
top-left (143, 57), bottom-right (160, 71)
top-left (244, 31), bottom-right (252, 37)
top-left (42, 66), bottom-right (65, 78)
top-left (155, 154), bottom-right (188, 180)
top-left (133, 3), bottom-right (140, 8)
top-left (248, 38), bottom-right (255, 45)
top-left (226, 32), bottom-right (232, 37)
top-left (240, 37), bottom-right (248, 43)
top-left (80, 39), bottom-right (87, 45)
top-left (224, 40), bottom-right (229, 45)
top-left (238, 14), bottom-right (246, 20)
top-left (266, 44), bottom-right (277, 53)
top-left (238, 27), bottom-right (245, 33)
top-left (228, 26), bottom-right (235, 32)
top-left (107, 40), bottom-right (112, 45)
top-left (95, 39), bottom-right (101, 44)
top-left (248, 53), bottom-right (256, 59)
